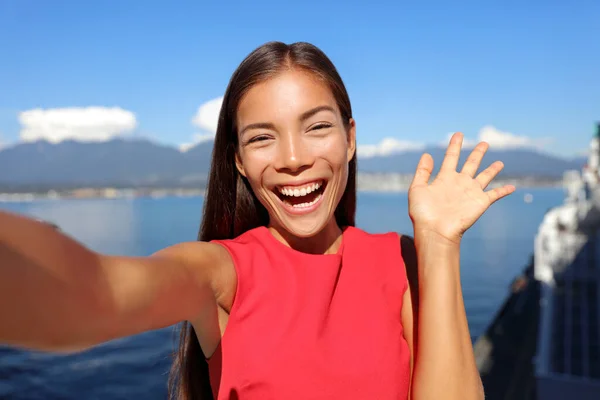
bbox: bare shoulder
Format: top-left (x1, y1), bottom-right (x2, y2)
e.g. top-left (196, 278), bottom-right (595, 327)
top-left (152, 240), bottom-right (231, 268)
top-left (152, 241), bottom-right (237, 310)
top-left (151, 241), bottom-right (237, 356)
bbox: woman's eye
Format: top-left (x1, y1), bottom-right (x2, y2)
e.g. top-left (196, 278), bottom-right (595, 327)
top-left (311, 123), bottom-right (332, 131)
top-left (248, 135), bottom-right (270, 144)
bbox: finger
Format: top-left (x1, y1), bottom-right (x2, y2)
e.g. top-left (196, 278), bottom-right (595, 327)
top-left (461, 141), bottom-right (489, 177)
top-left (440, 132), bottom-right (464, 173)
top-left (475, 161), bottom-right (505, 189)
top-left (411, 153), bottom-right (434, 187)
top-left (486, 184), bottom-right (516, 205)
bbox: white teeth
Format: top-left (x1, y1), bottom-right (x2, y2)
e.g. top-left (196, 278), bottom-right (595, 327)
top-left (278, 181), bottom-right (322, 197)
top-left (291, 193), bottom-right (322, 208)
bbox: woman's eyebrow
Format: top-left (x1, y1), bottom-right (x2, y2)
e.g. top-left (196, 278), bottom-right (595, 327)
top-left (299, 105), bottom-right (335, 122)
top-left (239, 122), bottom-right (276, 136)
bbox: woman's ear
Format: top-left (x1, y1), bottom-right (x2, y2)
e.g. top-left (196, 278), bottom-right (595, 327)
top-left (235, 152), bottom-right (247, 177)
top-left (347, 118), bottom-right (356, 160)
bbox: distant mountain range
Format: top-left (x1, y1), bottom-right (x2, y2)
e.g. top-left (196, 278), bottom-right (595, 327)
top-left (0, 138), bottom-right (586, 190)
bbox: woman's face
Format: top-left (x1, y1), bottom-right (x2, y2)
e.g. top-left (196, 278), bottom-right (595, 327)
top-left (235, 69), bottom-right (355, 238)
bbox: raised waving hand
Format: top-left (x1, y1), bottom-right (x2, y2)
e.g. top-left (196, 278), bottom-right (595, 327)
top-left (408, 132), bottom-right (515, 245)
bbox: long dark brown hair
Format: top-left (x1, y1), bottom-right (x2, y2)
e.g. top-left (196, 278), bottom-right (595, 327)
top-left (168, 41), bottom-right (357, 400)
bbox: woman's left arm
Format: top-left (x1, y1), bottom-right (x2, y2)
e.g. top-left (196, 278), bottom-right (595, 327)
top-left (402, 132), bottom-right (516, 400)
top-left (401, 234), bottom-right (483, 400)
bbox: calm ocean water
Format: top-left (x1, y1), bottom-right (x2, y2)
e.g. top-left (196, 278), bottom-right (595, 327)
top-left (1, 188), bottom-right (565, 399)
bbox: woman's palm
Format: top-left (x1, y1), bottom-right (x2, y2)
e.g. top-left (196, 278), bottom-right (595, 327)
top-left (408, 133), bottom-right (515, 244)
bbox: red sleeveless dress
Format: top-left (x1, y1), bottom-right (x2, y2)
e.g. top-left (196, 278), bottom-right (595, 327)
top-left (208, 226), bottom-right (411, 399)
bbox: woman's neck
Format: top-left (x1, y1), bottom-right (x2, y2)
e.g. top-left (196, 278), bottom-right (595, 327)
top-left (268, 220), bottom-right (343, 255)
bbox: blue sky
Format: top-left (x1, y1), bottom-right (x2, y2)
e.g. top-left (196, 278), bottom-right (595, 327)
top-left (0, 0), bottom-right (598, 157)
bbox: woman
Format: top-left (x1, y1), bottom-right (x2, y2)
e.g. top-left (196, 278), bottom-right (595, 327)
top-left (0, 42), bottom-right (514, 399)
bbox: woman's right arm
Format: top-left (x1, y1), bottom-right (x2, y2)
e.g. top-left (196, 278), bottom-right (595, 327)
top-left (0, 210), bottom-right (231, 353)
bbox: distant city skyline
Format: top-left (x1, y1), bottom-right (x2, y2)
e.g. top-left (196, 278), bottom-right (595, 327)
top-left (1, 0), bottom-right (598, 157)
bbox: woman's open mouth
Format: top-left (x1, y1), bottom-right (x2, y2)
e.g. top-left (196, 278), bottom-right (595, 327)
top-left (275, 180), bottom-right (326, 214)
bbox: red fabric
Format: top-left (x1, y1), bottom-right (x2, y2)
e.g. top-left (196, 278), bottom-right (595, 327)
top-left (208, 226), bottom-right (411, 399)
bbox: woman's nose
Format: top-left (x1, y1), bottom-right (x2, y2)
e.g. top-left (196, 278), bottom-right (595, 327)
top-left (274, 133), bottom-right (314, 173)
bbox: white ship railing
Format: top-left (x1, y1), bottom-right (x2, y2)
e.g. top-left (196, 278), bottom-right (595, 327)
top-left (534, 171), bottom-right (600, 399)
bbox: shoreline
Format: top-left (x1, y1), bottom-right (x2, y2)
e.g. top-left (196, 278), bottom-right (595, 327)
top-left (0, 180), bottom-right (563, 203)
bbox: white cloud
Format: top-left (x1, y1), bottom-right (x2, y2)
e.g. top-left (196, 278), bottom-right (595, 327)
top-left (179, 133), bottom-right (215, 152)
top-left (477, 125), bottom-right (550, 150)
top-left (191, 96), bottom-right (223, 133)
top-left (358, 125), bottom-right (550, 159)
top-left (18, 107), bottom-right (137, 143)
top-left (437, 126), bottom-right (550, 151)
top-left (357, 137), bottom-right (425, 158)
top-left (181, 96), bottom-right (224, 152)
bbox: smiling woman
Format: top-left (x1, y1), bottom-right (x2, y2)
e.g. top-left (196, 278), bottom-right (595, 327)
top-left (235, 71), bottom-right (355, 242)
top-left (0, 41), bottom-right (514, 400)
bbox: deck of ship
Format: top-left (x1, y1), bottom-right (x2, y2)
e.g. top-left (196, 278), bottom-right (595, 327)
top-left (476, 228), bottom-right (600, 399)
top-left (475, 261), bottom-right (540, 400)
top-left (535, 231), bottom-right (600, 398)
